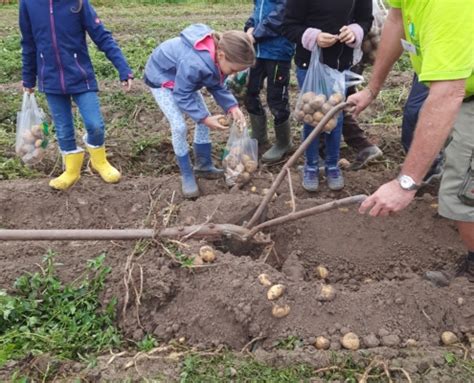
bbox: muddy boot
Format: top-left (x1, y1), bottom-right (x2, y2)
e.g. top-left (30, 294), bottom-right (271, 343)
top-left (49, 150), bottom-right (84, 190)
top-left (193, 143), bottom-right (224, 179)
top-left (176, 153), bottom-right (199, 199)
top-left (249, 113), bottom-right (268, 146)
top-left (262, 119), bottom-right (293, 163)
top-left (86, 145), bottom-right (121, 183)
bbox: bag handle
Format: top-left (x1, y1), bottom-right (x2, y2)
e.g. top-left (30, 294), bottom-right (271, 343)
top-left (344, 70), bottom-right (365, 88)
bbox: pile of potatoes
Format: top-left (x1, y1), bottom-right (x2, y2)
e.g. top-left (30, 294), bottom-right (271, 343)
top-left (16, 123), bottom-right (48, 164)
top-left (362, 27), bottom-right (381, 64)
top-left (294, 91), bottom-right (344, 131)
top-left (223, 146), bottom-right (258, 186)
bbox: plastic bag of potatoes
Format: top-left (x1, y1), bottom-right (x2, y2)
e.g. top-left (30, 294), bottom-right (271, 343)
top-left (15, 92), bottom-right (50, 165)
top-left (362, 0), bottom-right (388, 65)
top-left (222, 123), bottom-right (258, 187)
top-left (294, 48), bottom-right (363, 131)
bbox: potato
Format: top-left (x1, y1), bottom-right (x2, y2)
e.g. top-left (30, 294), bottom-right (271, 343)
top-left (237, 171), bottom-right (251, 184)
top-left (192, 255), bottom-right (204, 267)
top-left (328, 92), bottom-right (344, 106)
top-left (323, 117), bottom-right (337, 132)
top-left (341, 332), bottom-right (360, 350)
top-left (301, 91), bottom-right (317, 103)
top-left (218, 116), bottom-right (230, 126)
top-left (321, 102), bottom-right (333, 114)
top-left (267, 284), bottom-right (285, 300)
top-left (244, 160), bottom-right (258, 173)
top-left (235, 163), bottom-right (245, 173)
top-left (271, 304), bottom-right (290, 318)
top-left (441, 331), bottom-right (458, 346)
top-left (312, 111), bottom-right (324, 123)
top-left (250, 186), bottom-right (257, 193)
top-left (295, 110), bottom-right (305, 121)
top-left (34, 139), bottom-right (43, 148)
top-left (31, 124), bottom-right (43, 138)
top-left (302, 103), bottom-right (313, 114)
top-left (405, 339), bottom-right (417, 347)
top-left (242, 154), bottom-right (252, 164)
top-left (199, 245), bottom-right (216, 263)
top-left (318, 284), bottom-right (336, 301)
top-left (226, 155), bottom-right (239, 169)
top-left (20, 144), bottom-right (34, 156)
top-left (314, 336), bottom-right (330, 350)
top-left (338, 158), bottom-right (351, 169)
top-left (22, 129), bottom-right (36, 144)
top-left (310, 94), bottom-right (326, 110)
top-left (303, 114), bottom-right (314, 124)
top-left (315, 265), bottom-right (329, 279)
top-left (258, 273), bottom-right (272, 287)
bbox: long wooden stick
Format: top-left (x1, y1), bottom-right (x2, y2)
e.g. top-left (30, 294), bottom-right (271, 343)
top-left (245, 102), bottom-right (348, 229)
top-left (246, 195), bottom-right (366, 238)
top-left (0, 229), bottom-right (155, 241)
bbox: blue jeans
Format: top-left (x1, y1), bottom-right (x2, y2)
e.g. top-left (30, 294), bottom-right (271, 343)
top-left (46, 91), bottom-right (105, 152)
top-left (296, 66), bottom-right (343, 168)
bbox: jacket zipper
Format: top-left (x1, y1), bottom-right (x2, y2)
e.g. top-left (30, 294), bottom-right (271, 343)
top-left (74, 53), bottom-right (90, 89)
top-left (49, 0), bottom-right (66, 93)
top-left (40, 53), bottom-right (45, 91)
top-left (256, 0), bottom-right (265, 57)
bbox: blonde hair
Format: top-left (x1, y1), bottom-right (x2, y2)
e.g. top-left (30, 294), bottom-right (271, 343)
top-left (72, 0), bottom-right (83, 13)
top-left (213, 31), bottom-right (255, 67)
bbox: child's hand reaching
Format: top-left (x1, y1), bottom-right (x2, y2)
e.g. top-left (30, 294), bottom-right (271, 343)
top-left (203, 115), bottom-right (229, 131)
top-left (122, 79), bottom-right (133, 92)
top-left (23, 87), bottom-right (35, 94)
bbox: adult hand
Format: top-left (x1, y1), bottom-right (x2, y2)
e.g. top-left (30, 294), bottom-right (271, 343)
top-left (23, 87), bottom-right (34, 94)
top-left (359, 179), bottom-right (416, 217)
top-left (246, 27), bottom-right (256, 45)
top-left (122, 78), bottom-right (133, 92)
top-left (316, 32), bottom-right (338, 48)
top-left (203, 115), bottom-right (229, 131)
top-left (338, 25), bottom-right (355, 45)
top-left (230, 107), bottom-right (246, 128)
top-left (346, 88), bottom-right (375, 117)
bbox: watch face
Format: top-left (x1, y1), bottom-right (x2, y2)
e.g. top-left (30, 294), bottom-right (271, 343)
top-left (400, 176), bottom-right (411, 189)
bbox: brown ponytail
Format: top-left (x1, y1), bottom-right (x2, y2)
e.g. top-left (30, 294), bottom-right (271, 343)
top-left (213, 31), bottom-right (255, 67)
top-left (72, 0), bottom-right (83, 13)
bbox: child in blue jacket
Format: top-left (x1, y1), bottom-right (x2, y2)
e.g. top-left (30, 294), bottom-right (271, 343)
top-left (19, 0), bottom-right (133, 190)
top-left (244, 0), bottom-right (295, 163)
top-left (144, 24), bottom-right (255, 199)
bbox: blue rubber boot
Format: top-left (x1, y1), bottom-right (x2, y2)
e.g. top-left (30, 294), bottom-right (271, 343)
top-left (299, 124), bottom-right (320, 192)
top-left (193, 143), bottom-right (224, 179)
top-left (176, 153), bottom-right (200, 199)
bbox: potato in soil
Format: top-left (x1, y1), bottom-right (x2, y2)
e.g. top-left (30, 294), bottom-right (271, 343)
top-left (272, 304), bottom-right (290, 318)
top-left (267, 284), bottom-right (285, 300)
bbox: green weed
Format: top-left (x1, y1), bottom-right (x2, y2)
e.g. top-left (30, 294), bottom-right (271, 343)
top-left (0, 251), bottom-right (121, 366)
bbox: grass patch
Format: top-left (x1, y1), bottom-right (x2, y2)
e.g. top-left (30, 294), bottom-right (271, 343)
top-left (0, 251), bottom-right (121, 365)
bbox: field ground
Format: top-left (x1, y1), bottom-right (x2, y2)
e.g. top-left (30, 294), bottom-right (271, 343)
top-left (0, 2), bottom-right (473, 382)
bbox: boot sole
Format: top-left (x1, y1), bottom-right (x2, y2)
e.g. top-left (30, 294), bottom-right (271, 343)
top-left (194, 171), bottom-right (224, 180)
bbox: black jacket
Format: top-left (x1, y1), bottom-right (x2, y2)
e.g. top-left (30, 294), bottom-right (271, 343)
top-left (282, 0), bottom-right (373, 70)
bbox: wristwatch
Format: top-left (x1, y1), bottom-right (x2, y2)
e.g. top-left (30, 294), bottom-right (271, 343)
top-left (397, 175), bottom-right (420, 191)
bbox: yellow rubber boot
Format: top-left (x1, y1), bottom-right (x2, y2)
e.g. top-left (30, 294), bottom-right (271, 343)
top-left (49, 151), bottom-right (84, 190)
top-left (87, 146), bottom-right (121, 183)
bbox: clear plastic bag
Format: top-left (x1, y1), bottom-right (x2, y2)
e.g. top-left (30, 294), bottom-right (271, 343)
top-left (222, 123), bottom-right (258, 187)
top-left (15, 92), bottom-right (50, 165)
top-left (294, 48), bottom-right (363, 131)
top-left (361, 0), bottom-right (388, 64)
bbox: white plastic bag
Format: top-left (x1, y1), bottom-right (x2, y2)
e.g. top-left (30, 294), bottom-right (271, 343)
top-left (361, 0), bottom-right (388, 64)
top-left (222, 123), bottom-right (258, 187)
top-left (294, 49), bottom-right (363, 131)
top-left (15, 92), bottom-right (50, 165)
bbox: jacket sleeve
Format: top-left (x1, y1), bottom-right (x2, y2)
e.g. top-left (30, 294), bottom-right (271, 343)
top-left (172, 62), bottom-right (211, 123)
top-left (206, 83), bottom-right (238, 113)
top-left (19, 0), bottom-right (37, 89)
top-left (252, 0), bottom-right (288, 41)
top-left (80, 0), bottom-right (133, 81)
top-left (282, 0), bottom-right (308, 45)
top-left (353, 0), bottom-right (374, 36)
